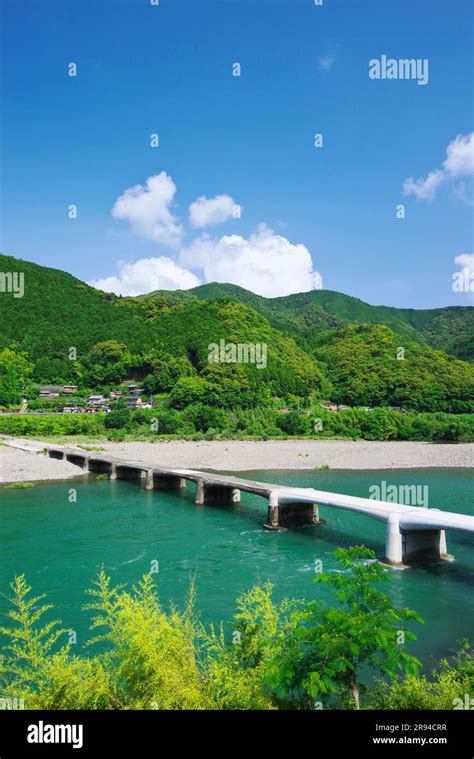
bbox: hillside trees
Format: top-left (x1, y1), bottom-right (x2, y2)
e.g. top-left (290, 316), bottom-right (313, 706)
top-left (0, 347), bottom-right (33, 406)
top-left (315, 325), bottom-right (474, 412)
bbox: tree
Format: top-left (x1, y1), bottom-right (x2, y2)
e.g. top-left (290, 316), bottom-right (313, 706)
top-left (168, 376), bottom-right (207, 409)
top-left (84, 341), bottom-right (131, 386)
top-left (184, 403), bottom-right (226, 432)
top-left (0, 347), bottom-right (33, 406)
top-left (104, 409), bottom-right (131, 430)
top-left (276, 411), bottom-right (310, 436)
top-left (271, 546), bottom-right (423, 708)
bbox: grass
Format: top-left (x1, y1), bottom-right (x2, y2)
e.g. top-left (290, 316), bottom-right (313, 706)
top-left (5, 481), bottom-right (35, 489)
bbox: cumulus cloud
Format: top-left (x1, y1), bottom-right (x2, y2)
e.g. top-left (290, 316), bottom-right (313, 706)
top-left (89, 257), bottom-right (200, 296)
top-left (180, 224), bottom-right (322, 298)
top-left (100, 173), bottom-right (323, 297)
top-left (454, 253), bottom-right (474, 275)
top-left (318, 54), bottom-right (336, 72)
top-left (112, 172), bottom-right (183, 246)
top-left (188, 194), bottom-right (238, 228)
top-left (403, 132), bottom-right (474, 201)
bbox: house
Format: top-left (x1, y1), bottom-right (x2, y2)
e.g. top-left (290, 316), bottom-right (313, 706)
top-left (320, 402), bottom-right (338, 413)
top-left (124, 395), bottom-right (141, 409)
top-left (87, 395), bottom-right (105, 406)
top-left (127, 384), bottom-right (143, 397)
top-left (39, 385), bottom-right (63, 397)
top-left (124, 395), bottom-right (150, 409)
top-left (63, 385), bottom-right (78, 394)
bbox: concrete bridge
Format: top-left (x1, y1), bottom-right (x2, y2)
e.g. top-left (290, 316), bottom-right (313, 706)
top-left (3, 437), bottom-right (474, 569)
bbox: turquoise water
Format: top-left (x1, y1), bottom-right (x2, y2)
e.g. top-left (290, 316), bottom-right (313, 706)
top-left (0, 468), bottom-right (473, 666)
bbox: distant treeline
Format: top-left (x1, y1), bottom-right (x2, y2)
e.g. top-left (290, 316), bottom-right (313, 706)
top-left (0, 405), bottom-right (473, 442)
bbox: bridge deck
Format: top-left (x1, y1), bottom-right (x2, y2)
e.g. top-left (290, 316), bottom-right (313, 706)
top-left (2, 437), bottom-right (473, 538)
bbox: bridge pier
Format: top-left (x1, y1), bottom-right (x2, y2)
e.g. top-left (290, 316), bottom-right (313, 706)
top-left (115, 464), bottom-right (143, 482)
top-left (48, 449), bottom-right (64, 460)
top-left (153, 474), bottom-right (187, 491)
top-left (88, 458), bottom-right (114, 476)
top-left (385, 514), bottom-right (452, 567)
top-left (194, 479), bottom-right (240, 506)
top-left (264, 494), bottom-right (323, 530)
top-left (65, 452), bottom-right (90, 471)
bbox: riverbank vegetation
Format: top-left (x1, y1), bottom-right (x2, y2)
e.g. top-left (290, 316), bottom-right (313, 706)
top-left (0, 405), bottom-right (473, 442)
top-left (1, 547), bottom-right (472, 711)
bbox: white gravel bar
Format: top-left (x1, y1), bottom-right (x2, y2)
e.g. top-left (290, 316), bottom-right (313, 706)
top-left (1, 438), bottom-right (472, 484)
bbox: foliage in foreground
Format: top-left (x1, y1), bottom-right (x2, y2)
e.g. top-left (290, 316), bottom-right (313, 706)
top-left (0, 548), bottom-right (472, 710)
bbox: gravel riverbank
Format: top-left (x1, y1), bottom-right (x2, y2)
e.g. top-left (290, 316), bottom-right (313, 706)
top-left (1, 438), bottom-right (472, 483)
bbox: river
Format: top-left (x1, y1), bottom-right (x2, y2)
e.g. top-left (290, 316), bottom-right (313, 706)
top-left (1, 468), bottom-right (472, 667)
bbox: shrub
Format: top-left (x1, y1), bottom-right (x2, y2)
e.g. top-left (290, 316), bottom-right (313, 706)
top-left (104, 409), bottom-right (131, 430)
top-left (276, 411), bottom-right (310, 436)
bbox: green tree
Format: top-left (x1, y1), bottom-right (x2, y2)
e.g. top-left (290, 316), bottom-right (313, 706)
top-left (104, 409), bottom-right (131, 430)
top-left (271, 546), bottom-right (423, 708)
top-left (169, 376), bottom-right (207, 409)
top-left (0, 347), bottom-right (33, 406)
top-left (276, 411), bottom-right (310, 436)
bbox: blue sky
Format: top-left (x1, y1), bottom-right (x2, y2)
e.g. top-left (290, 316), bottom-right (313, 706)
top-left (1, 0), bottom-right (473, 307)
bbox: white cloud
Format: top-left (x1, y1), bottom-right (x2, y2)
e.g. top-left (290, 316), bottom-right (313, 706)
top-left (318, 54), bottom-right (336, 72)
top-left (111, 172), bottom-right (183, 246)
top-left (180, 224), bottom-right (322, 298)
top-left (99, 173), bottom-right (323, 298)
top-left (402, 170), bottom-right (444, 201)
top-left (454, 253), bottom-right (474, 274)
top-left (188, 194), bottom-right (237, 228)
top-left (89, 257), bottom-right (200, 296)
top-left (403, 132), bottom-right (474, 201)
top-left (444, 133), bottom-right (474, 175)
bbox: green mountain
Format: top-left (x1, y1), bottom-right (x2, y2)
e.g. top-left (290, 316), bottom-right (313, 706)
top-left (314, 324), bottom-right (474, 412)
top-left (0, 253), bottom-right (473, 413)
top-left (142, 282), bottom-right (474, 360)
top-left (0, 254), bottom-right (321, 398)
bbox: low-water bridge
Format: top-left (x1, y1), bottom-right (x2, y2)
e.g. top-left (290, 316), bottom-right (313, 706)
top-left (3, 437), bottom-right (473, 569)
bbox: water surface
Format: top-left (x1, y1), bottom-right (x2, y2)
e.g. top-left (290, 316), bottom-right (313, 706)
top-left (1, 468), bottom-right (472, 666)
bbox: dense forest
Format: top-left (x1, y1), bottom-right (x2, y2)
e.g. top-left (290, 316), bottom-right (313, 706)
top-left (143, 280), bottom-right (474, 360)
top-left (0, 253), bottom-right (473, 440)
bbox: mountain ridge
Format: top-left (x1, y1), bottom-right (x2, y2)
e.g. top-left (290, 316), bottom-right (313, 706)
top-left (139, 281), bottom-right (474, 360)
top-left (0, 254), bottom-right (473, 413)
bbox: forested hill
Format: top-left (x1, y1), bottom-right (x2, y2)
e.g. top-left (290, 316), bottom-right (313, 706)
top-left (142, 282), bottom-right (474, 361)
top-left (0, 254), bottom-right (322, 397)
top-left (0, 253), bottom-right (473, 413)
